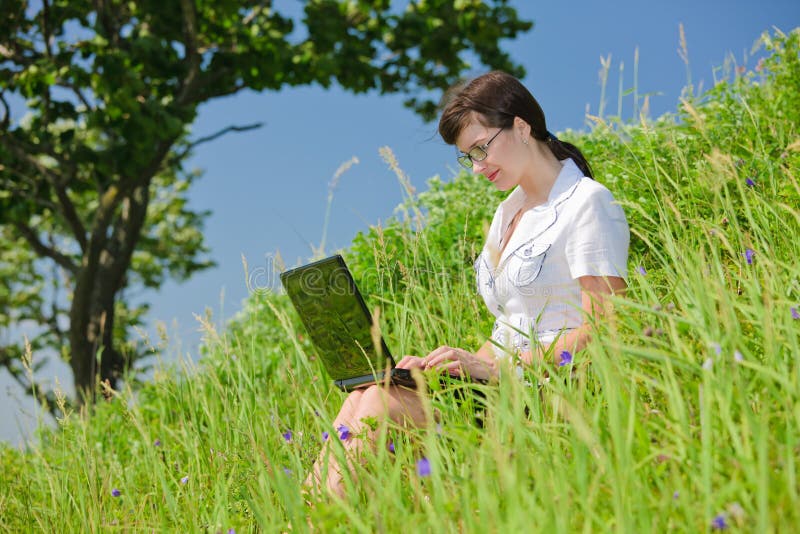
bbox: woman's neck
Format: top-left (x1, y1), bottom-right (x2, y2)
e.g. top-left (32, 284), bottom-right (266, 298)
top-left (518, 145), bottom-right (563, 207)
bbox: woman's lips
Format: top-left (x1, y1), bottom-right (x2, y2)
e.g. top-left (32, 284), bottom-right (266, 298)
top-left (486, 169), bottom-right (499, 182)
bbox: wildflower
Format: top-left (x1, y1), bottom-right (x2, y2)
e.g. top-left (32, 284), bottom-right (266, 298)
top-left (672, 491), bottom-right (679, 500)
top-left (180, 476), bottom-right (189, 485)
top-left (734, 351), bottom-right (744, 362)
top-left (702, 358), bottom-right (713, 371)
top-left (337, 424), bottom-right (350, 441)
top-left (111, 488), bottom-right (121, 497)
top-left (711, 513), bottom-right (728, 530)
top-left (558, 350), bottom-right (572, 367)
top-left (416, 457), bottom-right (431, 477)
top-left (744, 249), bottom-right (755, 265)
top-left (388, 441), bottom-right (395, 453)
top-left (745, 177), bottom-right (755, 187)
top-left (282, 430), bottom-right (292, 442)
top-left (791, 307), bottom-right (800, 320)
top-left (154, 439), bottom-right (161, 447)
top-left (321, 431), bottom-right (329, 441)
top-left (283, 467), bottom-right (291, 475)
top-left (712, 343), bottom-right (722, 355)
top-left (637, 265), bottom-right (646, 276)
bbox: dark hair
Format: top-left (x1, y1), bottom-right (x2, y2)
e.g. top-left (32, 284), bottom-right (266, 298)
top-left (438, 71), bottom-right (593, 178)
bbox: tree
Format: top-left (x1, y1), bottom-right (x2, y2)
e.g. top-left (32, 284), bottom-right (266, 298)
top-left (0, 0), bottom-right (532, 408)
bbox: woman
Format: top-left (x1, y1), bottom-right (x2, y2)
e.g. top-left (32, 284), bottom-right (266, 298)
top-left (305, 71), bottom-right (630, 498)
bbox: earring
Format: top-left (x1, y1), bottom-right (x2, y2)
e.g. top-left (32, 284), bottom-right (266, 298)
top-left (523, 138), bottom-right (529, 145)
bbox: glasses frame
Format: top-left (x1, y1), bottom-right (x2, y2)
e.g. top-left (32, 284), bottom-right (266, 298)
top-left (457, 128), bottom-right (504, 169)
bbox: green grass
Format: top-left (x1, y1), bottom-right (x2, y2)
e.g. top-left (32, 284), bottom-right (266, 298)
top-left (2, 28), bottom-right (799, 533)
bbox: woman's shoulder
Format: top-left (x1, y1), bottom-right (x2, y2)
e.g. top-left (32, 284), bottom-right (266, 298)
top-left (568, 178), bottom-right (625, 213)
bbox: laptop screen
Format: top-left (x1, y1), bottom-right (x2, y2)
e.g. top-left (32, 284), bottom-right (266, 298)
top-left (279, 255), bottom-right (393, 381)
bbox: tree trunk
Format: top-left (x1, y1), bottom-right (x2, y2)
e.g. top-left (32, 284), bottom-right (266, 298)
top-left (68, 183), bottom-right (149, 405)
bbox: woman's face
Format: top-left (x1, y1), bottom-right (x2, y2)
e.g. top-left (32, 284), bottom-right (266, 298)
top-left (455, 117), bottom-right (528, 192)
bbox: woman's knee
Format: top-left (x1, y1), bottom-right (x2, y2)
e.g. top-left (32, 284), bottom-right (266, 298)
top-left (355, 385), bottom-right (422, 424)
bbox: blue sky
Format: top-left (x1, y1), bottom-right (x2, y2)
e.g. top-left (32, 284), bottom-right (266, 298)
top-left (2, 1), bottom-right (799, 444)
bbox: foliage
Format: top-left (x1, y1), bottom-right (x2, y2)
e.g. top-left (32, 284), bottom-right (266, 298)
top-left (1, 26), bottom-right (799, 533)
top-left (0, 0), bottom-right (531, 404)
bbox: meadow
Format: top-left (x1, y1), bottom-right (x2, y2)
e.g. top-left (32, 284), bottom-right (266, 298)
top-left (1, 28), bottom-right (799, 533)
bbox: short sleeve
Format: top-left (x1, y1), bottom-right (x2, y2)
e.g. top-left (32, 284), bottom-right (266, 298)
top-left (564, 185), bottom-right (630, 280)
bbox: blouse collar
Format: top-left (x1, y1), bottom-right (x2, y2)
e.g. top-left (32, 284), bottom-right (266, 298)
top-left (501, 158), bottom-right (584, 215)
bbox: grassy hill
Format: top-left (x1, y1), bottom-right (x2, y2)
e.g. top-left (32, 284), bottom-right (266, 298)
top-left (1, 28), bottom-right (799, 533)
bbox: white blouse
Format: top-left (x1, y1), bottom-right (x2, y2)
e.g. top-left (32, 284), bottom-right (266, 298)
top-left (474, 158), bottom-right (630, 358)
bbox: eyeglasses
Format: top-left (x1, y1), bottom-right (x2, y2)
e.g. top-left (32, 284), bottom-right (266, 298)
top-left (456, 128), bottom-right (504, 169)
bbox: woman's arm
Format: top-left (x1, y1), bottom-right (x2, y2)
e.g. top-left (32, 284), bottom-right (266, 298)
top-left (517, 274), bottom-right (627, 366)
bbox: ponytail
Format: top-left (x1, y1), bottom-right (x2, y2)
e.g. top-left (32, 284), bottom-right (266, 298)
top-left (545, 131), bottom-right (594, 179)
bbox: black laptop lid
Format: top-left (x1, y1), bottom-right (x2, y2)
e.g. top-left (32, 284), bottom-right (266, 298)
top-left (279, 255), bottom-right (393, 381)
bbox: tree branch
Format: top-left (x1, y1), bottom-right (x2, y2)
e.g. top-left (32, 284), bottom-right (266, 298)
top-left (177, 0), bottom-right (202, 106)
top-left (55, 78), bottom-right (95, 112)
top-left (174, 122), bottom-right (263, 162)
top-left (0, 175), bottom-right (60, 212)
top-left (12, 221), bottom-right (78, 274)
top-left (0, 92), bottom-right (9, 130)
top-left (1, 134), bottom-right (87, 249)
top-left (50, 181), bottom-right (88, 252)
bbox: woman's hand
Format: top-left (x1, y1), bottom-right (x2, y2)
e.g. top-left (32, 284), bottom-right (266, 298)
top-left (421, 345), bottom-right (497, 381)
top-left (395, 355), bottom-right (426, 370)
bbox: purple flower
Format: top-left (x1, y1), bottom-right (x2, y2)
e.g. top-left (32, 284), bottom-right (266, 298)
top-left (637, 265), bottom-right (647, 276)
top-left (672, 491), bottom-right (679, 500)
top-left (153, 439), bottom-right (161, 447)
top-left (744, 249), bottom-right (755, 265)
top-left (229, 530), bottom-right (236, 534)
top-left (734, 351), bottom-right (744, 362)
top-left (282, 430), bottom-right (292, 442)
top-left (745, 177), bottom-right (755, 187)
top-left (791, 307), bottom-right (800, 320)
top-left (180, 476), bottom-right (189, 485)
top-left (711, 513), bottom-right (728, 530)
top-left (282, 467), bottom-right (291, 475)
top-left (416, 457), bottom-right (431, 477)
top-left (111, 488), bottom-right (121, 497)
top-left (712, 343), bottom-right (722, 355)
top-left (321, 431), bottom-right (329, 441)
top-left (337, 424), bottom-right (350, 441)
top-left (388, 441), bottom-right (395, 453)
top-left (558, 350), bottom-right (573, 367)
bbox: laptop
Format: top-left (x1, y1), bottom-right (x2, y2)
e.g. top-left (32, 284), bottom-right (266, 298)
top-left (279, 254), bottom-right (417, 392)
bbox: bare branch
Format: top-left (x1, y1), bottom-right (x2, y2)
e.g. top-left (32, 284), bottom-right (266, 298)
top-left (0, 92), bottom-right (9, 130)
top-left (184, 122), bottom-right (263, 156)
top-left (12, 221), bottom-right (78, 274)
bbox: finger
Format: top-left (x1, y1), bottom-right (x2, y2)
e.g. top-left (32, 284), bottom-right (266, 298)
top-left (441, 361), bottom-right (463, 376)
top-left (426, 350), bottom-right (457, 369)
top-left (424, 345), bottom-right (452, 359)
top-left (396, 356), bottom-right (423, 369)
